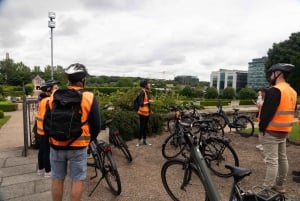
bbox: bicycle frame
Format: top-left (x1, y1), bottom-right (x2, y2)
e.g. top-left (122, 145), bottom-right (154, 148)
top-left (184, 132), bottom-right (222, 201)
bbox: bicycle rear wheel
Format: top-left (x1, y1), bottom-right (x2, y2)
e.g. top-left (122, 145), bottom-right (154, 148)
top-left (161, 159), bottom-right (208, 201)
top-left (102, 150), bottom-right (122, 195)
top-left (209, 113), bottom-right (226, 129)
top-left (162, 132), bottom-right (186, 160)
top-left (202, 137), bottom-right (239, 178)
top-left (234, 116), bottom-right (254, 138)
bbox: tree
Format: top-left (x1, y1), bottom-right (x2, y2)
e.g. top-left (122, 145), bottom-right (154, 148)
top-left (205, 87), bottom-right (218, 99)
top-left (265, 32), bottom-right (300, 93)
top-left (238, 87), bottom-right (257, 100)
top-left (222, 87), bottom-right (236, 99)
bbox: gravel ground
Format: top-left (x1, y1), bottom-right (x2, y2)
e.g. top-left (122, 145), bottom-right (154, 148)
top-left (76, 130), bottom-right (300, 201)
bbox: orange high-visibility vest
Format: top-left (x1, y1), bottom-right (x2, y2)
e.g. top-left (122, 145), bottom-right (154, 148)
top-left (138, 89), bottom-right (150, 116)
top-left (36, 97), bottom-right (50, 136)
top-left (49, 86), bottom-right (94, 148)
top-left (266, 82), bottom-right (297, 132)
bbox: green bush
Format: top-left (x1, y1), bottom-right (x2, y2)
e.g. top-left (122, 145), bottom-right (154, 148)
top-left (0, 102), bottom-right (18, 111)
top-left (102, 109), bottom-right (164, 141)
top-left (0, 110), bottom-right (4, 118)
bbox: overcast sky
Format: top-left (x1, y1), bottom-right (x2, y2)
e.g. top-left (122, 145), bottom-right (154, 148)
top-left (0, 0), bottom-right (300, 81)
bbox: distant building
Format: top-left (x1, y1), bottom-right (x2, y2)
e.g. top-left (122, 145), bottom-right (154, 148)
top-left (32, 75), bottom-right (45, 90)
top-left (247, 57), bottom-right (269, 90)
top-left (210, 69), bottom-right (248, 93)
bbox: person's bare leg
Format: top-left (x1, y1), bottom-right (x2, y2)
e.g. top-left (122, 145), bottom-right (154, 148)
top-left (52, 178), bottom-right (64, 201)
top-left (71, 180), bottom-right (84, 201)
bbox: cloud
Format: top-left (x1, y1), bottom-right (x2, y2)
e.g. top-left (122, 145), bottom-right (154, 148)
top-left (1, 0), bottom-right (300, 81)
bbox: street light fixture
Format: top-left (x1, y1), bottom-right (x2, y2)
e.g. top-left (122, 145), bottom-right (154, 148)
top-left (48, 12), bottom-right (56, 80)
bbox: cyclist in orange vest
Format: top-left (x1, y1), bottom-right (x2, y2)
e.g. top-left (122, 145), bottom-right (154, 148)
top-left (259, 63), bottom-right (297, 193)
top-left (136, 79), bottom-right (153, 146)
top-left (49, 63), bottom-right (101, 201)
top-left (36, 80), bottom-right (59, 177)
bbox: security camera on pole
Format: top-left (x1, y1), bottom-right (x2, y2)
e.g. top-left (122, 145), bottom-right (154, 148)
top-left (48, 12), bottom-right (55, 80)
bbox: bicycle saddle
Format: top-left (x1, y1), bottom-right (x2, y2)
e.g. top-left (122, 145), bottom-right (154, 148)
top-left (225, 164), bottom-right (251, 182)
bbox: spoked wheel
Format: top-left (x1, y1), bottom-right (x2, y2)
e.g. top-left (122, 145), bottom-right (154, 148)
top-left (115, 134), bottom-right (133, 162)
top-left (209, 113), bottom-right (226, 129)
top-left (161, 159), bottom-right (208, 201)
top-left (201, 137), bottom-right (239, 178)
top-left (234, 116), bottom-right (254, 138)
top-left (102, 151), bottom-right (122, 195)
top-left (162, 133), bottom-right (186, 160)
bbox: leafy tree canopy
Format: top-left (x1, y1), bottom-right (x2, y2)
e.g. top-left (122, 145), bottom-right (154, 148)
top-left (265, 32), bottom-right (300, 93)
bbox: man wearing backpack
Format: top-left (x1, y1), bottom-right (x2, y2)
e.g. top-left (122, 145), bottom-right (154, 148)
top-left (47, 63), bottom-right (101, 201)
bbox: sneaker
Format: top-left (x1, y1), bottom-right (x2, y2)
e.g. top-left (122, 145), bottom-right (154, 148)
top-left (293, 176), bottom-right (300, 183)
top-left (271, 185), bottom-right (286, 193)
top-left (37, 169), bottom-right (44, 176)
top-left (136, 139), bottom-right (142, 147)
top-left (44, 171), bottom-right (51, 178)
top-left (292, 170), bottom-right (300, 176)
top-left (143, 140), bottom-right (152, 146)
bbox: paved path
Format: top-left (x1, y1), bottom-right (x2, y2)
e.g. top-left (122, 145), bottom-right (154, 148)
top-left (0, 108), bottom-right (52, 201)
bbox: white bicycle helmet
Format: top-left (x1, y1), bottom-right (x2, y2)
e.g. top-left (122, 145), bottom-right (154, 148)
top-left (64, 63), bottom-right (88, 82)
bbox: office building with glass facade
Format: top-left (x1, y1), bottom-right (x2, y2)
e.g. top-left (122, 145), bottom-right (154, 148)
top-left (210, 69), bottom-right (247, 93)
top-left (247, 57), bottom-right (269, 90)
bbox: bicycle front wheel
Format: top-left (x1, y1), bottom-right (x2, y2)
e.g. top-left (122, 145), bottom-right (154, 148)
top-left (202, 137), bottom-right (239, 178)
top-left (102, 151), bottom-right (122, 195)
top-left (162, 133), bottom-right (186, 160)
top-left (234, 116), bottom-right (254, 137)
top-left (115, 134), bottom-right (133, 162)
top-left (161, 159), bottom-right (208, 201)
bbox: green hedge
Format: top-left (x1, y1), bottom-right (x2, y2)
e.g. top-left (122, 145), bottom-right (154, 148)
top-left (101, 109), bottom-right (164, 141)
top-left (0, 102), bottom-right (18, 112)
top-left (0, 110), bottom-right (4, 118)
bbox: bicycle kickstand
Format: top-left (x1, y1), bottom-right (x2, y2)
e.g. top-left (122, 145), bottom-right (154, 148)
top-left (88, 171), bottom-right (106, 197)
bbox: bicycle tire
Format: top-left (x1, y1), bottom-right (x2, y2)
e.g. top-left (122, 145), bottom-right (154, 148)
top-left (234, 116), bottom-right (254, 138)
top-left (209, 113), bottom-right (226, 129)
top-left (202, 137), bottom-right (239, 178)
top-left (102, 150), bottom-right (122, 195)
top-left (192, 119), bottom-right (224, 137)
top-left (161, 159), bottom-right (208, 201)
top-left (162, 132), bottom-right (186, 160)
top-left (115, 134), bottom-right (133, 162)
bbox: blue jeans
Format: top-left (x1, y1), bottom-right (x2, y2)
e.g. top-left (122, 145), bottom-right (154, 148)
top-left (50, 147), bottom-right (87, 181)
top-left (262, 132), bottom-right (288, 187)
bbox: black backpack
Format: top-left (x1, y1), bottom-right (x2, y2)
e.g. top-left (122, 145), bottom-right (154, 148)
top-left (43, 88), bottom-right (84, 143)
top-left (133, 95), bottom-right (139, 111)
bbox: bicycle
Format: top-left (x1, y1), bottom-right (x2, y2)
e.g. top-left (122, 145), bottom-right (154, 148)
top-left (210, 101), bottom-right (254, 137)
top-left (102, 104), bottom-right (133, 162)
top-left (161, 131), bottom-right (290, 201)
top-left (167, 104), bottom-right (224, 137)
top-left (105, 118), bottom-right (133, 162)
top-left (162, 120), bottom-right (238, 178)
top-left (87, 139), bottom-right (122, 196)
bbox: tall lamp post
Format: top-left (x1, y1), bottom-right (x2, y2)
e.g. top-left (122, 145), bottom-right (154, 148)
top-left (48, 12), bottom-right (56, 80)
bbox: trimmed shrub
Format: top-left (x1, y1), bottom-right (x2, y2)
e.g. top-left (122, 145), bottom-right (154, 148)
top-left (0, 102), bottom-right (18, 111)
top-left (0, 110), bottom-right (4, 118)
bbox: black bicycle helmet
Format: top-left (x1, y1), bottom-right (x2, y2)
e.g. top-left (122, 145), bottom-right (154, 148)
top-left (267, 63), bottom-right (295, 73)
top-left (40, 80), bottom-right (60, 92)
top-left (64, 63), bottom-right (88, 82)
top-left (140, 79), bottom-right (149, 88)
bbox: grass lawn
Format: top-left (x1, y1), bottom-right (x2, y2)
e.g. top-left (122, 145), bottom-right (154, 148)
top-left (253, 123), bottom-right (300, 143)
top-left (0, 116), bottom-right (11, 128)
